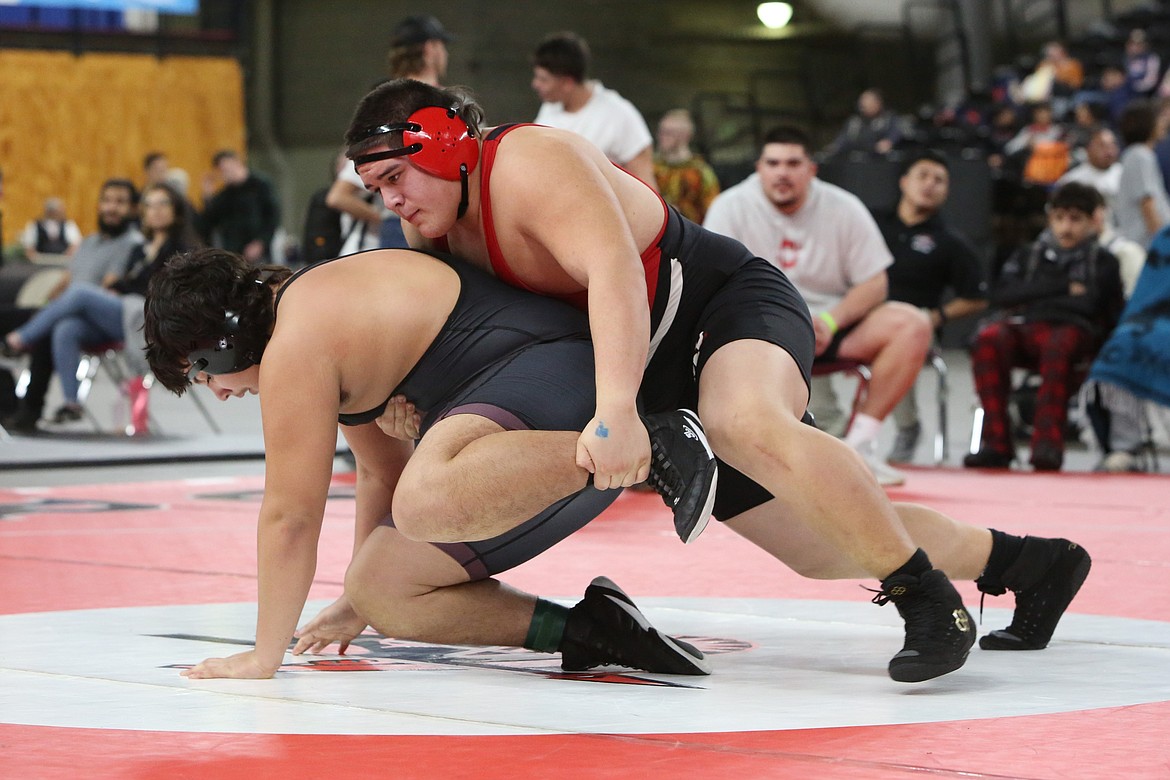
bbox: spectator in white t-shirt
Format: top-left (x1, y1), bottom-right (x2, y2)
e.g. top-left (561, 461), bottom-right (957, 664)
top-left (703, 125), bottom-right (932, 485)
top-left (1056, 126), bottom-right (1122, 226)
top-left (530, 31), bottom-right (657, 191)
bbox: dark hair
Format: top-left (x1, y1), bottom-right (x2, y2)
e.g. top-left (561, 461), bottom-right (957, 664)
top-left (899, 148), bottom-right (951, 177)
top-left (760, 125), bottom-right (814, 156)
top-left (143, 151), bottom-right (166, 170)
top-left (140, 182), bottom-right (199, 245)
top-left (144, 248), bottom-right (291, 395)
top-left (102, 178), bottom-right (140, 206)
top-left (212, 149), bottom-right (239, 167)
top-left (1118, 100), bottom-right (1157, 146)
top-left (531, 32), bottom-right (589, 82)
top-left (344, 78), bottom-right (486, 160)
top-left (1048, 181), bottom-right (1104, 215)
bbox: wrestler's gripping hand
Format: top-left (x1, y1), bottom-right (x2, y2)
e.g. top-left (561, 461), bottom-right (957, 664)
top-left (293, 596), bottom-right (367, 656)
top-left (181, 650), bottom-right (279, 680)
top-left (376, 395), bottom-right (422, 440)
top-left (576, 408), bottom-right (651, 490)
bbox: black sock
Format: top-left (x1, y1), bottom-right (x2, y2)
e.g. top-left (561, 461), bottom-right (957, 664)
top-left (523, 598), bottom-right (570, 653)
top-left (884, 548), bottom-right (932, 582)
top-left (976, 529), bottom-right (1026, 594)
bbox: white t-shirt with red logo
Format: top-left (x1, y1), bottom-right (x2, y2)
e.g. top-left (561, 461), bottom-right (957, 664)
top-left (703, 174), bottom-right (892, 314)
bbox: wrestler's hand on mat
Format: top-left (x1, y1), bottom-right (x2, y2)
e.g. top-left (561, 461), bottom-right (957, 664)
top-left (376, 395), bottom-right (422, 440)
top-left (293, 596), bottom-right (367, 655)
top-left (181, 650), bottom-right (280, 680)
top-left (576, 408), bottom-right (651, 490)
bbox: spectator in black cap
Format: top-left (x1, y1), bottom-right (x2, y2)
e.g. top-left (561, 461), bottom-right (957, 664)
top-left (387, 14), bottom-right (453, 86)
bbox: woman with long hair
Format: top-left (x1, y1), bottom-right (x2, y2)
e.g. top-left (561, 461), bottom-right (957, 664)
top-left (3, 182), bottom-right (200, 423)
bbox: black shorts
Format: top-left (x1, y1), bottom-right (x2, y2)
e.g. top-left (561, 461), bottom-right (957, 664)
top-left (642, 208), bottom-right (816, 520)
top-left (388, 339), bottom-right (622, 580)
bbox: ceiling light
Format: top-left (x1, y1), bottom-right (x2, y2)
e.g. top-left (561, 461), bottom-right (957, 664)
top-left (757, 2), bottom-right (793, 29)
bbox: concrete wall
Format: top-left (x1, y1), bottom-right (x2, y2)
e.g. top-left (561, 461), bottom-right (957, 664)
top-left (247, 0), bottom-right (913, 247)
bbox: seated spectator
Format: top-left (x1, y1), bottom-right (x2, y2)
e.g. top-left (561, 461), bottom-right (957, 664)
top-left (1124, 28), bottom-right (1162, 99)
top-left (1098, 64), bottom-right (1133, 126)
top-left (1017, 41), bottom-right (1084, 118)
top-left (1064, 100), bottom-right (1111, 161)
top-left (1082, 224), bottom-right (1170, 471)
top-left (1005, 102), bottom-right (1070, 187)
top-left (704, 125), bottom-right (932, 485)
top-left (1057, 125), bottom-right (1122, 224)
top-left (874, 150), bottom-right (989, 463)
top-left (1, 179), bottom-right (142, 432)
top-left (4, 183), bottom-right (197, 426)
top-left (20, 197), bottom-right (82, 261)
top-left (199, 149), bottom-right (280, 264)
top-left (1115, 99), bottom-right (1170, 248)
top-left (982, 103), bottom-right (1023, 172)
top-left (821, 88), bottom-right (903, 160)
top-left (966, 183), bottom-right (1124, 471)
top-left (653, 109), bottom-right (721, 224)
top-left (143, 151), bottom-right (196, 225)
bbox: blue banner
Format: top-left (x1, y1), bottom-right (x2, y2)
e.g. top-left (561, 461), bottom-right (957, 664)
top-left (0, 1), bottom-right (199, 13)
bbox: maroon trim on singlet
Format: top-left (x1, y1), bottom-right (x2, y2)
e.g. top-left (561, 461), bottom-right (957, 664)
top-left (442, 123), bottom-right (669, 312)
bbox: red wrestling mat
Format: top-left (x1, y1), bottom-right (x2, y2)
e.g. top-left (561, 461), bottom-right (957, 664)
top-left (2, 468), bottom-right (1169, 778)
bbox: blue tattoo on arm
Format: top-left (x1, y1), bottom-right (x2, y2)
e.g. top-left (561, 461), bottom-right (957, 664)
top-left (595, 421), bottom-right (609, 438)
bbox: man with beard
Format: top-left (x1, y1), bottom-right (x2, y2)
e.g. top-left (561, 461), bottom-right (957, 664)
top-left (704, 126), bottom-right (933, 486)
top-left (1, 179), bottom-right (141, 432)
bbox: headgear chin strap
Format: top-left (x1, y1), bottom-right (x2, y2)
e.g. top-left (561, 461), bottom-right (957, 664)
top-left (352, 105), bottom-right (478, 220)
top-left (185, 271), bottom-right (277, 381)
top-left (185, 313), bottom-right (248, 380)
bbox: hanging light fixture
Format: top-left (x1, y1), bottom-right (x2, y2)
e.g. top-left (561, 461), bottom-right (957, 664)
top-left (757, 2), bottom-right (794, 29)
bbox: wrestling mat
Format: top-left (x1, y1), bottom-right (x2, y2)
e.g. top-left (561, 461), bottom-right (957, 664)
top-left (2, 468), bottom-right (1168, 778)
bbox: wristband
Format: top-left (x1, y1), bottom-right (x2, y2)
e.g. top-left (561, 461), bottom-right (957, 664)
top-left (818, 311), bottom-right (839, 335)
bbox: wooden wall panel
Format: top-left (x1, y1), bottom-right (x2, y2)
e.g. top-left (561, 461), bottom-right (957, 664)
top-left (0, 50), bottom-right (244, 244)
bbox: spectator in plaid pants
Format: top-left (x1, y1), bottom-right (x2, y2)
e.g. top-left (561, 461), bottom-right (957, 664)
top-left (966, 182), bottom-right (1125, 471)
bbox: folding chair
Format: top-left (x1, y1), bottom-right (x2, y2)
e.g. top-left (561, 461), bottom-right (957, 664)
top-left (814, 351), bottom-right (950, 464)
top-left (75, 342), bottom-right (222, 436)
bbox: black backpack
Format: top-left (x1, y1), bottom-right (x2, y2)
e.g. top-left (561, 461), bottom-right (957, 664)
top-left (300, 187), bottom-right (345, 265)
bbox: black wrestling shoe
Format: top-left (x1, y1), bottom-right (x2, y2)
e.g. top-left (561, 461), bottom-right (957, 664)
top-left (2, 407), bottom-right (41, 435)
top-left (641, 409), bottom-right (718, 544)
top-left (49, 404), bottom-right (83, 424)
top-left (560, 576), bottom-right (710, 675)
top-left (978, 537), bottom-right (1091, 650)
top-left (872, 568), bottom-right (976, 683)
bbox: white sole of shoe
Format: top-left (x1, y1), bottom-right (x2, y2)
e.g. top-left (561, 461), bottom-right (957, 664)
top-left (678, 409), bottom-right (718, 545)
top-left (592, 576), bottom-right (712, 675)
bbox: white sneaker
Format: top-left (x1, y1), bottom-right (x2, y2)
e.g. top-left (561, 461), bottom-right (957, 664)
top-left (1101, 451), bottom-right (1142, 473)
top-left (868, 456), bottom-right (907, 487)
top-left (857, 442), bottom-right (906, 486)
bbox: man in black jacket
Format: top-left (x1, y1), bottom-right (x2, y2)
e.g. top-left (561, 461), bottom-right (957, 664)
top-left (966, 182), bottom-right (1124, 471)
top-left (199, 150), bottom-right (280, 264)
